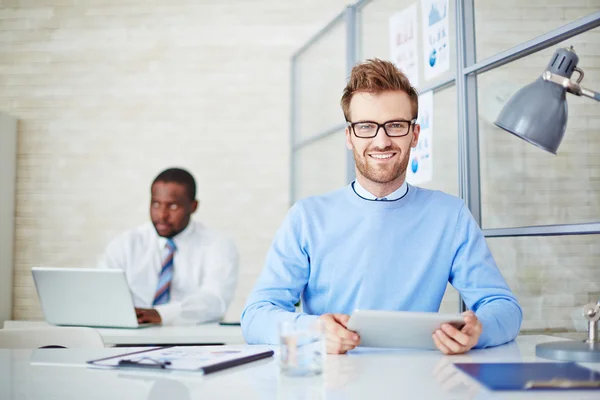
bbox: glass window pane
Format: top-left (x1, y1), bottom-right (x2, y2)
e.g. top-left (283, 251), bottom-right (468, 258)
top-left (478, 29), bottom-right (600, 228)
top-left (295, 20), bottom-right (347, 142)
top-left (415, 85), bottom-right (458, 196)
top-left (439, 284), bottom-right (460, 314)
top-left (426, 85), bottom-right (459, 310)
top-left (475, 0), bottom-right (600, 61)
top-left (293, 132), bottom-right (347, 201)
top-left (489, 235), bottom-right (600, 333)
top-left (358, 0), bottom-right (456, 89)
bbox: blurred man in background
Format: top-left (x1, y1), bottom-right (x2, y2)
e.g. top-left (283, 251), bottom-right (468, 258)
top-left (99, 168), bottom-right (238, 325)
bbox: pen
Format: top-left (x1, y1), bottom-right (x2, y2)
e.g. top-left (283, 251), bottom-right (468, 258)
top-left (525, 379), bottom-right (600, 389)
top-left (118, 358), bottom-right (172, 369)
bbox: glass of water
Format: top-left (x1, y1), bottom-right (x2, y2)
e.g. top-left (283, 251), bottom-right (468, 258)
top-left (279, 319), bottom-right (324, 377)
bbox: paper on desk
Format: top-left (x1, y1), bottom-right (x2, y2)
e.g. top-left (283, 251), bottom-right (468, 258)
top-left (88, 346), bottom-right (271, 372)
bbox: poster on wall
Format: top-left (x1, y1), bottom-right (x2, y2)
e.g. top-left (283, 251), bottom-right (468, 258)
top-left (389, 4), bottom-right (419, 87)
top-left (406, 90), bottom-right (433, 185)
top-left (420, 0), bottom-right (450, 81)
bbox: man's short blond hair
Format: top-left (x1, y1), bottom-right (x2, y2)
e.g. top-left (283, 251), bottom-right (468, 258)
top-left (341, 58), bottom-right (419, 121)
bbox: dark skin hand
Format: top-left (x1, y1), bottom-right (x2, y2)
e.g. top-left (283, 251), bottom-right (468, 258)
top-left (135, 308), bottom-right (162, 324)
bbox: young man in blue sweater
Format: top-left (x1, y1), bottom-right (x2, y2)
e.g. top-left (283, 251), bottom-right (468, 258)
top-left (241, 59), bottom-right (522, 354)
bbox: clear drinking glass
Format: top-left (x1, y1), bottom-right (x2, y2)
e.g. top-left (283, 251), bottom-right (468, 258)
top-left (279, 319), bottom-right (324, 377)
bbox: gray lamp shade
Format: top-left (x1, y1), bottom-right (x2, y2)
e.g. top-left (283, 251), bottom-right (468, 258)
top-left (494, 78), bottom-right (567, 154)
top-left (494, 47), bottom-right (580, 155)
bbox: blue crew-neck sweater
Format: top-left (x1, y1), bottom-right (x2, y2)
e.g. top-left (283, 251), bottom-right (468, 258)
top-left (241, 184), bottom-right (522, 348)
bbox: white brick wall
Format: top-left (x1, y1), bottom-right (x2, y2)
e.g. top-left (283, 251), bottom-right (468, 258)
top-left (3, 0), bottom-right (599, 333)
top-left (0, 111), bottom-right (17, 324)
top-left (1, 0), bottom-right (350, 321)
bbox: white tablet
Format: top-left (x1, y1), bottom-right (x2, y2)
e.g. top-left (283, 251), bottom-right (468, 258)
top-left (346, 310), bottom-right (465, 350)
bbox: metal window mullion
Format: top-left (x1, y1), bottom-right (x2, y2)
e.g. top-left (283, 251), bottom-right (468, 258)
top-left (456, 0), bottom-right (480, 313)
top-left (483, 222), bottom-right (600, 238)
top-left (290, 56), bottom-right (298, 206)
top-left (354, 0), bottom-right (373, 12)
top-left (419, 76), bottom-right (456, 95)
top-left (464, 11), bottom-right (600, 76)
top-left (346, 5), bottom-right (358, 184)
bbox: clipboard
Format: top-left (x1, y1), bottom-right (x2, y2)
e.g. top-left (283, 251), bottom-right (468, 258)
top-left (454, 362), bottom-right (600, 391)
top-left (87, 346), bottom-right (274, 375)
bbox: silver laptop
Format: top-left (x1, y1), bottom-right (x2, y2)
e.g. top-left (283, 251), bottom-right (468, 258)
top-left (32, 267), bottom-right (155, 329)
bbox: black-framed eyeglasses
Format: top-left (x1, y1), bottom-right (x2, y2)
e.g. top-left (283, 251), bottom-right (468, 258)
top-left (347, 119), bottom-right (417, 138)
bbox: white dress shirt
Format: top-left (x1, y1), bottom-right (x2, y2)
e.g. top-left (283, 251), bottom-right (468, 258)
top-left (98, 220), bottom-right (239, 325)
top-left (353, 179), bottom-right (409, 200)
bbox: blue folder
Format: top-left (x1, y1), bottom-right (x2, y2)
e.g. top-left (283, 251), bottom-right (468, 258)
top-left (454, 362), bottom-right (600, 391)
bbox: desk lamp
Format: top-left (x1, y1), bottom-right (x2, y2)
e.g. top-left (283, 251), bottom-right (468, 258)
top-left (494, 46), bottom-right (600, 362)
top-left (495, 46), bottom-right (599, 154)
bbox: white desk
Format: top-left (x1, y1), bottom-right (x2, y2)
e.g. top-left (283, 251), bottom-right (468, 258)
top-left (2, 320), bottom-right (246, 346)
top-left (1, 335), bottom-right (600, 399)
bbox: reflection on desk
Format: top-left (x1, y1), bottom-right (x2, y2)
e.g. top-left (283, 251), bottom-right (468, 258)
top-left (2, 336), bottom-right (600, 399)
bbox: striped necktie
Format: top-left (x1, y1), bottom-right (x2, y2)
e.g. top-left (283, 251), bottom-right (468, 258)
top-left (153, 239), bottom-right (176, 306)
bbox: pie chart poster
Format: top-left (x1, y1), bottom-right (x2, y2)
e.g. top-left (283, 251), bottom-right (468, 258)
top-left (407, 90), bottom-right (433, 185)
top-left (421, 0), bottom-right (450, 81)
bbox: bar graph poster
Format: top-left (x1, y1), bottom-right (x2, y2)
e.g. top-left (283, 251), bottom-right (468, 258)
top-left (421, 0), bottom-right (449, 80)
top-left (389, 4), bottom-right (419, 87)
top-left (406, 90), bottom-right (433, 185)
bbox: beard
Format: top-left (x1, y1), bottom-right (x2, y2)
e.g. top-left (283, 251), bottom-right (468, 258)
top-left (352, 145), bottom-right (410, 184)
top-left (151, 216), bottom-right (190, 239)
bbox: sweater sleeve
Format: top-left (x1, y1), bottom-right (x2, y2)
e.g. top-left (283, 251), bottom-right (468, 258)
top-left (449, 204), bottom-right (523, 348)
top-left (240, 202), bottom-right (319, 344)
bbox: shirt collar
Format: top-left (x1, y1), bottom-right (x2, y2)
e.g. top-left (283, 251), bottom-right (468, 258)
top-left (353, 179), bottom-right (408, 201)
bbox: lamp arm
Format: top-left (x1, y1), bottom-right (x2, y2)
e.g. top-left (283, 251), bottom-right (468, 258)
top-left (579, 87), bottom-right (600, 102)
top-left (542, 71), bottom-right (600, 102)
top-left (583, 302), bottom-right (600, 344)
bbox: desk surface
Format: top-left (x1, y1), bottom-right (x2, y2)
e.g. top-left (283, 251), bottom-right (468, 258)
top-left (2, 320), bottom-right (246, 346)
top-left (2, 335), bottom-right (600, 399)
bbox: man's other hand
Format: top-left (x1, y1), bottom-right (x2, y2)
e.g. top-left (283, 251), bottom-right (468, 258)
top-left (135, 308), bottom-right (162, 324)
top-left (432, 311), bottom-right (482, 355)
top-left (319, 313), bottom-right (360, 354)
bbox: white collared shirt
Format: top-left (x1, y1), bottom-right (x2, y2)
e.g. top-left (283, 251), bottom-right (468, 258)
top-left (98, 220), bottom-right (239, 325)
top-left (353, 179), bottom-right (409, 200)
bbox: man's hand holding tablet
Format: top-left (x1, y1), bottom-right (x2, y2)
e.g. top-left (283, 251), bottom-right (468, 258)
top-left (319, 313), bottom-right (360, 354)
top-left (320, 310), bottom-right (483, 355)
top-left (432, 310), bottom-right (482, 355)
